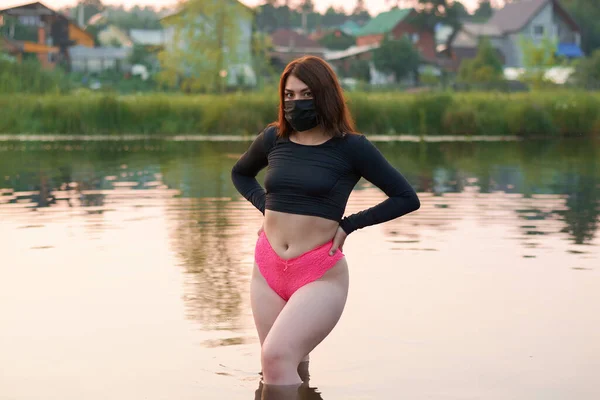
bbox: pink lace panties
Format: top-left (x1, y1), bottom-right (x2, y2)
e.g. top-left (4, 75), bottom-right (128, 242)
top-left (254, 231), bottom-right (344, 301)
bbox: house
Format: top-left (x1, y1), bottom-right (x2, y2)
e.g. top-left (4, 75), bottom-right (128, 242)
top-left (160, 0), bottom-right (256, 88)
top-left (69, 45), bottom-right (131, 73)
top-left (324, 43), bottom-right (386, 84)
top-left (270, 29), bottom-right (327, 69)
top-left (0, 1), bottom-right (94, 69)
top-left (354, 8), bottom-right (436, 62)
top-left (325, 8), bottom-right (437, 85)
top-left (442, 22), bottom-right (507, 71)
top-left (0, 33), bottom-right (60, 66)
top-left (448, 0), bottom-right (583, 68)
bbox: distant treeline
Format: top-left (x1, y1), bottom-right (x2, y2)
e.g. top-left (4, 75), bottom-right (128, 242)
top-left (1, 92), bottom-right (598, 138)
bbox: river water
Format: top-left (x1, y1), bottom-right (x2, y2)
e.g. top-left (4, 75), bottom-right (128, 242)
top-left (0, 139), bottom-right (599, 400)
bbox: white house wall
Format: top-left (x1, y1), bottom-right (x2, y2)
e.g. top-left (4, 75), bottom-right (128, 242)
top-left (522, 2), bottom-right (554, 44)
top-left (505, 33), bottom-right (523, 68)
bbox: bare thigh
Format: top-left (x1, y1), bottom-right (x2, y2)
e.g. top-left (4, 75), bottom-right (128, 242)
top-left (250, 263), bottom-right (286, 346)
top-left (261, 258), bottom-right (350, 365)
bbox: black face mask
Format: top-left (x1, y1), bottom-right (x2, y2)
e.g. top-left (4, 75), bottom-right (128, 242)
top-left (284, 99), bottom-right (319, 132)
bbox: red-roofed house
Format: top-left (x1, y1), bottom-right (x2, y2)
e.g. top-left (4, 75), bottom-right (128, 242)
top-left (354, 8), bottom-right (436, 62)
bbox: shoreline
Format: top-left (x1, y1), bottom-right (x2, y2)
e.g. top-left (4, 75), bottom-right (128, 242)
top-left (0, 134), bottom-right (525, 142)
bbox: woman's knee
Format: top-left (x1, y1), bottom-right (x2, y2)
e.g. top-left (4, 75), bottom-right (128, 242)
top-left (261, 342), bottom-right (299, 377)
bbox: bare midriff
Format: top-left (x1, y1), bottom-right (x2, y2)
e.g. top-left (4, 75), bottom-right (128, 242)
top-left (263, 210), bottom-right (339, 260)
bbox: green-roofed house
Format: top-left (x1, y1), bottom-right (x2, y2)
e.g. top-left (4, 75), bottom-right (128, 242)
top-left (355, 8), bottom-right (436, 61)
top-left (339, 20), bottom-right (362, 37)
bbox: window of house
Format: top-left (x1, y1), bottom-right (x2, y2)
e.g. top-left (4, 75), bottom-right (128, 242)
top-left (19, 16), bottom-right (39, 26)
top-left (533, 25), bottom-right (545, 38)
top-left (403, 33), bottom-right (419, 44)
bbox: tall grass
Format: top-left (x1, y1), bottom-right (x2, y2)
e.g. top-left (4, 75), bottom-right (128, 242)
top-left (0, 91), bottom-right (599, 137)
top-left (0, 59), bottom-right (71, 94)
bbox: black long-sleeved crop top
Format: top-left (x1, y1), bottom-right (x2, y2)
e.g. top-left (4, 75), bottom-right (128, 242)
top-left (230, 126), bottom-right (420, 235)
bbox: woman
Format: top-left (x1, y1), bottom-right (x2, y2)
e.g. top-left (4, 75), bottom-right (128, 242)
top-left (231, 56), bottom-right (420, 388)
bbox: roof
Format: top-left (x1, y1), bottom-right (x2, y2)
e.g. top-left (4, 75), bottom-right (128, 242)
top-left (355, 8), bottom-right (412, 37)
top-left (449, 23), bottom-right (502, 48)
top-left (462, 22), bottom-right (501, 36)
top-left (487, 0), bottom-right (549, 33)
top-left (129, 29), bottom-right (166, 46)
top-left (339, 20), bottom-right (361, 36)
top-left (98, 26), bottom-right (134, 47)
top-left (451, 29), bottom-right (478, 48)
top-left (462, 0), bottom-right (579, 36)
top-left (1, 1), bottom-right (93, 40)
top-left (271, 29), bottom-right (323, 50)
top-left (325, 43), bottom-right (380, 61)
top-left (0, 2), bottom-right (55, 15)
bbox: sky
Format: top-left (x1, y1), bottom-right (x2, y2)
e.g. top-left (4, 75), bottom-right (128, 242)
top-left (1, 0), bottom-right (480, 15)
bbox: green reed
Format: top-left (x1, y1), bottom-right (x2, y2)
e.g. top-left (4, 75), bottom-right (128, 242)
top-left (0, 91), bottom-right (598, 137)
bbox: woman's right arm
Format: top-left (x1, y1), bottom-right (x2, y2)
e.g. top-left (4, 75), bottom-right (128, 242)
top-left (231, 128), bottom-right (272, 214)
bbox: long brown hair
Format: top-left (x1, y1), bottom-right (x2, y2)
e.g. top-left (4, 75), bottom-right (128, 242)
top-left (271, 56), bottom-right (356, 138)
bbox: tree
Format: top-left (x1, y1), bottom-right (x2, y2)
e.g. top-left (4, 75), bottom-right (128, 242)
top-left (157, 0), bottom-right (245, 93)
top-left (348, 59), bottom-right (371, 82)
top-left (103, 5), bottom-right (162, 30)
top-left (318, 31), bottom-right (355, 50)
top-left (129, 44), bottom-right (152, 68)
top-left (297, 0), bottom-right (315, 32)
top-left (252, 31), bottom-right (276, 88)
top-left (72, 0), bottom-right (105, 25)
top-left (563, 0), bottom-right (600, 55)
top-left (373, 34), bottom-right (421, 83)
top-left (351, 0), bottom-right (371, 24)
top-left (474, 0), bottom-right (493, 20)
top-left (574, 49), bottom-right (600, 88)
top-left (353, 0), bottom-right (367, 14)
top-left (322, 6), bottom-right (346, 27)
top-left (518, 36), bottom-right (558, 88)
top-left (298, 0), bottom-right (315, 13)
top-left (408, 0), bottom-right (464, 58)
top-left (458, 38), bottom-right (504, 83)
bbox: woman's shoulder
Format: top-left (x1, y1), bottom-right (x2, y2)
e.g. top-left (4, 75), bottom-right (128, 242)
top-left (260, 124), bottom-right (280, 152)
top-left (338, 132), bottom-right (368, 148)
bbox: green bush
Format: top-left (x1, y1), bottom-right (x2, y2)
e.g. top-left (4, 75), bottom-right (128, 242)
top-left (442, 105), bottom-right (479, 135)
top-left (546, 94), bottom-right (600, 136)
top-left (506, 102), bottom-right (557, 137)
top-left (0, 91), bottom-right (599, 137)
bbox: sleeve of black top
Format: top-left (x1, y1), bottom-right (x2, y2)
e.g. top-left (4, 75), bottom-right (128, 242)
top-left (230, 128), bottom-right (272, 214)
top-left (339, 135), bottom-right (420, 235)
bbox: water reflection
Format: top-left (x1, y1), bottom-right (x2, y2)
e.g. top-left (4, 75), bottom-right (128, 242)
top-left (167, 197), bottom-right (249, 331)
top-left (254, 382), bottom-right (324, 400)
top-left (0, 140), bottom-right (598, 303)
top-left (1, 138), bottom-right (598, 399)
